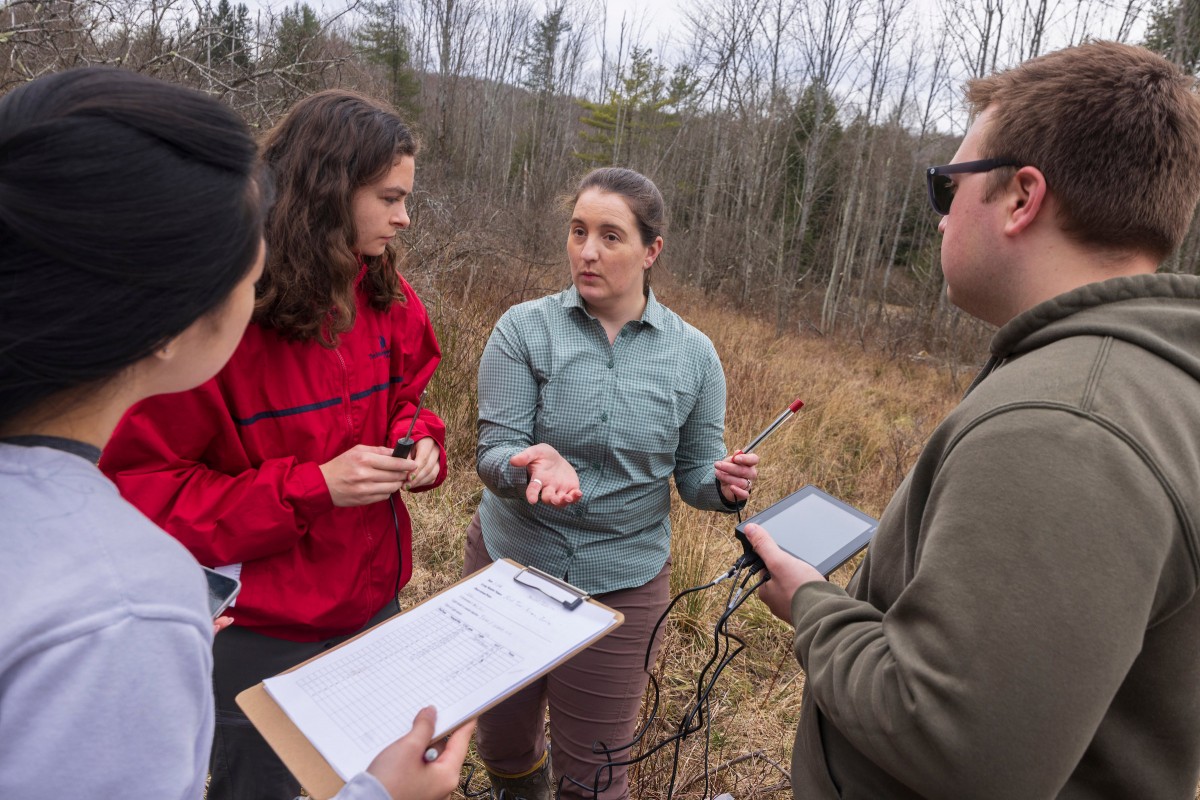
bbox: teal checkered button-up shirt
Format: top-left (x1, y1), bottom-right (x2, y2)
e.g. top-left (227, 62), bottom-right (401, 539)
top-left (476, 287), bottom-right (740, 595)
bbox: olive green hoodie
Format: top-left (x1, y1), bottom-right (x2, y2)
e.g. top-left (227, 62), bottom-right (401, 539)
top-left (790, 274), bottom-right (1200, 799)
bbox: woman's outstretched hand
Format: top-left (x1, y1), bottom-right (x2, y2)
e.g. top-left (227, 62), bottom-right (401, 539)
top-left (510, 444), bottom-right (582, 506)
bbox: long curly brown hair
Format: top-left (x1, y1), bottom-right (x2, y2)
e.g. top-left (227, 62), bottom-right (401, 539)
top-left (256, 90), bottom-right (417, 346)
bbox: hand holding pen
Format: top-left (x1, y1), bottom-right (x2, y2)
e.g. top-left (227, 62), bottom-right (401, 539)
top-left (715, 395), bottom-right (804, 504)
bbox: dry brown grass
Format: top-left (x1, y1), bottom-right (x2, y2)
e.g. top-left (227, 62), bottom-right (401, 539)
top-left (396, 257), bottom-right (965, 799)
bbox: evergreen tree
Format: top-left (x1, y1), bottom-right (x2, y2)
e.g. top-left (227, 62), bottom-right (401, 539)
top-left (518, 2), bottom-right (570, 96)
top-left (355, 0), bottom-right (421, 118)
top-left (204, 0), bottom-right (251, 69)
top-left (1144, 0), bottom-right (1200, 73)
top-left (275, 3), bottom-right (320, 65)
top-left (783, 85), bottom-right (843, 252)
top-left (575, 48), bottom-right (695, 166)
top-left (273, 3), bottom-right (322, 88)
top-left (507, 2), bottom-right (573, 192)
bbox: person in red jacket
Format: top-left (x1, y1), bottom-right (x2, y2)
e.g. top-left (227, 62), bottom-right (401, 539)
top-left (101, 90), bottom-right (447, 800)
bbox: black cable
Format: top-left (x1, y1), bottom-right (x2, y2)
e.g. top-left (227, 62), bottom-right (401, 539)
top-left (570, 565), bottom-right (772, 800)
top-left (388, 495), bottom-right (402, 613)
top-left (465, 501), bottom-right (762, 800)
top-left (557, 573), bottom-right (738, 799)
top-left (691, 571), bottom-right (749, 701)
top-left (701, 692), bottom-right (713, 800)
top-left (671, 573), bottom-right (767, 798)
top-left (643, 571), bottom-right (768, 800)
top-left (458, 568), bottom-right (745, 800)
top-left (460, 763), bottom-right (490, 798)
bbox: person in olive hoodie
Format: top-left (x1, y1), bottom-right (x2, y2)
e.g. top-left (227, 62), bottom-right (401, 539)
top-left (746, 41), bottom-right (1200, 799)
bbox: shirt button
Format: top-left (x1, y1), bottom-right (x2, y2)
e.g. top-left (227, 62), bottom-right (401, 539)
top-left (591, 462), bottom-right (600, 469)
top-left (600, 412), bottom-right (609, 422)
top-left (607, 359), bottom-right (614, 368)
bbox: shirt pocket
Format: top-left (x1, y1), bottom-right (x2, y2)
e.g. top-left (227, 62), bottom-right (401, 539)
top-left (640, 383), bottom-right (682, 453)
top-left (614, 380), bottom-right (693, 469)
top-left (533, 374), bottom-right (589, 453)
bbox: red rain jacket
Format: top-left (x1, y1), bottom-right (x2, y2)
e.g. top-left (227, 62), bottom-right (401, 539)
top-left (101, 275), bottom-right (445, 641)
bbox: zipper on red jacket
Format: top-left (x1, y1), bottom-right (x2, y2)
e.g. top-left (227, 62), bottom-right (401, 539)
top-left (334, 317), bottom-right (392, 622)
top-left (361, 504), bottom-right (375, 618)
top-left (333, 343), bottom-right (376, 618)
top-left (333, 347), bottom-right (354, 442)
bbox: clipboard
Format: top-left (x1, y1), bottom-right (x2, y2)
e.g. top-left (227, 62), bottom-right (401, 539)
top-left (236, 559), bottom-right (622, 799)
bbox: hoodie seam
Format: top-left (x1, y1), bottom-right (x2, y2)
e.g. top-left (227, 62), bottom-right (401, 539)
top-left (938, 402), bottom-right (1200, 587)
top-left (1079, 336), bottom-right (1112, 413)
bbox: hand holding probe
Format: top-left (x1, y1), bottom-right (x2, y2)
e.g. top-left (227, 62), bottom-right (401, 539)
top-left (732, 394), bottom-right (805, 573)
top-left (391, 390), bottom-right (426, 458)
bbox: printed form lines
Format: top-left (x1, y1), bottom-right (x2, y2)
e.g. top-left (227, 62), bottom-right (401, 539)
top-left (296, 606), bottom-right (523, 751)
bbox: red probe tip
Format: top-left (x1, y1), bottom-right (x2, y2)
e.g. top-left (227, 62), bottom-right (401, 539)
top-left (788, 397), bottom-right (805, 413)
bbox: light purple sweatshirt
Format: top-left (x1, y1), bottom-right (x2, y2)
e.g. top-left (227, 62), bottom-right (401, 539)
top-left (0, 444), bottom-right (389, 800)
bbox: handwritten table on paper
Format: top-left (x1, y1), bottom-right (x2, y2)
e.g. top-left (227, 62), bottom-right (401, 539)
top-left (263, 559), bottom-right (619, 780)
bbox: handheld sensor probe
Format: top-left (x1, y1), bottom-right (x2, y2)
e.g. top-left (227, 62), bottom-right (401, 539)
top-left (739, 395), bottom-right (804, 454)
top-left (391, 390), bottom-right (426, 459)
top-left (734, 394), bottom-right (805, 570)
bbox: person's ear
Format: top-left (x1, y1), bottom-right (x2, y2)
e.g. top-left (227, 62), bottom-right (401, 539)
top-left (644, 236), bottom-right (664, 269)
top-left (1004, 166), bottom-right (1048, 236)
top-left (155, 337), bottom-right (179, 361)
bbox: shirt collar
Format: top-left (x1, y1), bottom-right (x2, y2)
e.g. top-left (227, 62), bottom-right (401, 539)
top-left (561, 286), bottom-right (666, 330)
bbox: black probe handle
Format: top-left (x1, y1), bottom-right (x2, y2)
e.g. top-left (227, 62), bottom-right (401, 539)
top-left (391, 437), bottom-right (415, 459)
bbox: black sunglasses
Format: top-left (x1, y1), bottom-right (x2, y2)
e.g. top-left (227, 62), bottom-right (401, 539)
top-left (925, 158), bottom-right (1023, 216)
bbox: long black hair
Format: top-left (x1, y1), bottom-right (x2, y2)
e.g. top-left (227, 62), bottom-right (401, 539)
top-left (0, 67), bottom-right (268, 426)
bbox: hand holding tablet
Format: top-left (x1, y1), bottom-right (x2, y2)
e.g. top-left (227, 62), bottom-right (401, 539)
top-left (735, 485), bottom-right (877, 576)
top-left (735, 485), bottom-right (878, 623)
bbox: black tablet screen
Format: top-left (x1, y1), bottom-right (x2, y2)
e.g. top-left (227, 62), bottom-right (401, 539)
top-left (736, 485), bottom-right (877, 575)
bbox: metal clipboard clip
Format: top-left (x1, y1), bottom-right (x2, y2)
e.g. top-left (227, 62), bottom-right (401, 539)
top-left (513, 566), bottom-right (589, 611)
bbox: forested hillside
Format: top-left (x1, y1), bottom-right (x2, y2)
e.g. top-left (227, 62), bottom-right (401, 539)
top-left (5, 0), bottom-right (1199, 359)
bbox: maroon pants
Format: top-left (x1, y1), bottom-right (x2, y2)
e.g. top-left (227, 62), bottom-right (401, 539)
top-left (463, 512), bottom-right (670, 800)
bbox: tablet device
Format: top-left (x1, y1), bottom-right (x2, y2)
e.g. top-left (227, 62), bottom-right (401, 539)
top-left (203, 566), bottom-right (242, 619)
top-left (735, 485), bottom-right (878, 576)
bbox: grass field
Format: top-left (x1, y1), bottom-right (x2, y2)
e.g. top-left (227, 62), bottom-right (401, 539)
top-left (396, 262), bottom-right (968, 799)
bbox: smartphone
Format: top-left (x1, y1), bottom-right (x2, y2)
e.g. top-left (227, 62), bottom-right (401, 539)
top-left (735, 485), bottom-right (878, 576)
top-left (202, 566), bottom-right (241, 619)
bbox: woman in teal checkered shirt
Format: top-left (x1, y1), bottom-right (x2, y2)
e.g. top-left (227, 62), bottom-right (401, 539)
top-left (464, 168), bottom-right (760, 800)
